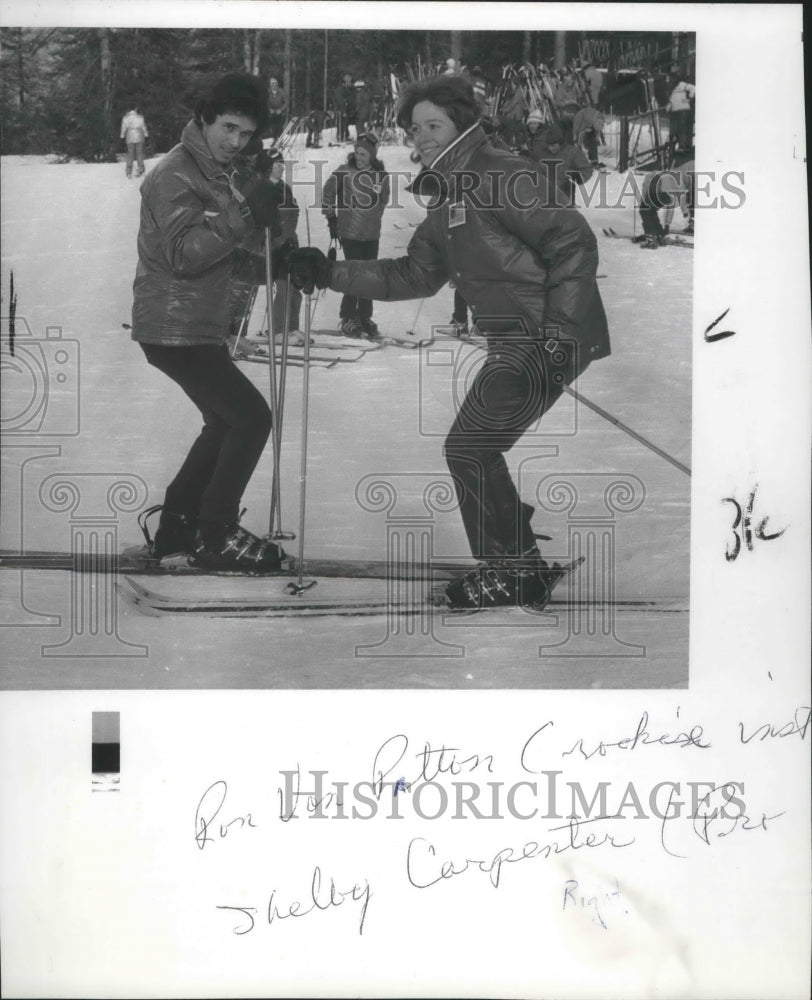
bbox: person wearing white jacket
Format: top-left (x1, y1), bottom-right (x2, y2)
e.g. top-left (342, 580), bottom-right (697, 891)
top-left (120, 107), bottom-right (149, 178)
top-left (666, 77), bottom-right (696, 153)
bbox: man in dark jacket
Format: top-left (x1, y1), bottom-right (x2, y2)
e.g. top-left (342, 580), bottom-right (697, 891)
top-left (531, 123), bottom-right (594, 205)
top-left (287, 75), bottom-right (609, 610)
top-left (131, 73), bottom-right (287, 573)
top-left (333, 73), bottom-right (354, 143)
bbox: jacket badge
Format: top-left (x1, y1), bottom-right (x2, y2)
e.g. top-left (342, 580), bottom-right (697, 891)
top-left (448, 201), bottom-right (467, 228)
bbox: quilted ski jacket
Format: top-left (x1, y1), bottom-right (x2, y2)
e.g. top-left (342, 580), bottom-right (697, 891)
top-left (131, 120), bottom-right (261, 346)
top-left (322, 158), bottom-right (390, 242)
top-left (330, 124), bottom-right (610, 360)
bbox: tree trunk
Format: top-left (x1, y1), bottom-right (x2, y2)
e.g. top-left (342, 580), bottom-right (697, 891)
top-left (521, 30), bottom-right (531, 65)
top-left (99, 28), bottom-right (113, 158)
top-left (16, 28), bottom-right (25, 106)
top-left (283, 29), bottom-right (292, 111)
top-left (323, 30), bottom-right (328, 112)
top-left (243, 30), bottom-right (252, 72)
top-left (252, 30), bottom-right (262, 75)
top-left (450, 29), bottom-right (462, 63)
top-left (554, 31), bottom-right (566, 70)
top-left (305, 30), bottom-right (311, 109)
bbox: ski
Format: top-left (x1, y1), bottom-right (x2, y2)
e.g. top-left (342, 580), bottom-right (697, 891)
top-left (306, 328), bottom-right (434, 350)
top-left (236, 345), bottom-right (366, 364)
top-left (117, 557), bottom-right (586, 618)
top-left (0, 549), bottom-right (481, 580)
top-left (601, 227), bottom-right (693, 249)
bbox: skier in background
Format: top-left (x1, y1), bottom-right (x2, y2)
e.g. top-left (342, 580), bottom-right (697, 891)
top-left (267, 76), bottom-right (289, 141)
top-left (287, 74), bottom-right (609, 610)
top-left (321, 131), bottom-right (390, 339)
top-left (519, 108), bottom-right (547, 159)
top-left (572, 104), bottom-right (606, 167)
top-left (333, 73), bottom-right (354, 143)
top-left (120, 105), bottom-right (149, 178)
top-left (529, 123), bottom-right (593, 206)
top-left (635, 158), bottom-right (695, 247)
top-left (131, 73), bottom-right (287, 573)
top-left (667, 73), bottom-right (696, 153)
top-left (353, 80), bottom-right (371, 135)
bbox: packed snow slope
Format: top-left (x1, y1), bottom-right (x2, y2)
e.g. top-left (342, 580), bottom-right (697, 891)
top-left (0, 133), bottom-right (691, 689)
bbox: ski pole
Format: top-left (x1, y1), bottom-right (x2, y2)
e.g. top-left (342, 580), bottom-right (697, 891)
top-left (287, 289), bottom-right (317, 595)
top-left (230, 283), bottom-right (258, 359)
top-left (263, 228), bottom-right (285, 536)
top-left (406, 296), bottom-right (427, 336)
top-left (562, 384), bottom-right (691, 477)
top-left (269, 273), bottom-right (296, 539)
top-left (444, 330), bottom-right (691, 477)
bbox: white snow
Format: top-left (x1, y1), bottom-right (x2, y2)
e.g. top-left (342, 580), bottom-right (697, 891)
top-left (0, 131), bottom-right (691, 688)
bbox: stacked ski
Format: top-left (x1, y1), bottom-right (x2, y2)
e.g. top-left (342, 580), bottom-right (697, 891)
top-left (601, 227), bottom-right (693, 249)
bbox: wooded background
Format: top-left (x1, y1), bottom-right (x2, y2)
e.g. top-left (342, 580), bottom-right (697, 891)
top-left (0, 28), bottom-right (692, 160)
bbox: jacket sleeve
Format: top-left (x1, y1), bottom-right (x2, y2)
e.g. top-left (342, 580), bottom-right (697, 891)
top-left (330, 218), bottom-right (449, 301)
top-left (321, 170), bottom-right (338, 217)
top-left (567, 147), bottom-right (593, 185)
top-left (492, 164), bottom-right (601, 335)
top-left (143, 170), bottom-right (252, 276)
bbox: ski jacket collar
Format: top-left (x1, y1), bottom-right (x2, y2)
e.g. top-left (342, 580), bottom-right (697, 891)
top-left (407, 123), bottom-right (490, 204)
top-left (180, 119), bottom-right (233, 183)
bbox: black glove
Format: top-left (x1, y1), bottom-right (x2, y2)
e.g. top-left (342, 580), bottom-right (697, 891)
top-left (242, 177), bottom-right (278, 228)
top-left (288, 248), bottom-right (332, 294)
top-left (271, 237), bottom-right (296, 280)
top-left (327, 215), bottom-right (339, 240)
top-left (254, 150), bottom-right (274, 178)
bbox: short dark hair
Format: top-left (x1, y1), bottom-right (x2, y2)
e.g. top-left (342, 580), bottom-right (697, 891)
top-left (395, 75), bottom-right (480, 133)
top-left (195, 73), bottom-right (269, 131)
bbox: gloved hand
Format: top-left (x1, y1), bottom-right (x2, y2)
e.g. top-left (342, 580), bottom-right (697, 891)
top-left (288, 247), bottom-right (332, 294)
top-left (327, 215), bottom-right (339, 240)
top-left (242, 176), bottom-right (278, 228)
top-left (254, 150), bottom-right (275, 178)
top-left (271, 237), bottom-right (296, 279)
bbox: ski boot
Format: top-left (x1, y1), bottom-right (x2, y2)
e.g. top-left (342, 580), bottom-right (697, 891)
top-left (190, 522), bottom-right (287, 574)
top-left (338, 318), bottom-right (364, 338)
top-left (640, 236), bottom-right (661, 249)
top-left (359, 318), bottom-right (382, 340)
top-left (444, 546), bottom-right (554, 612)
top-left (136, 504), bottom-right (198, 561)
top-left (445, 551), bottom-right (582, 612)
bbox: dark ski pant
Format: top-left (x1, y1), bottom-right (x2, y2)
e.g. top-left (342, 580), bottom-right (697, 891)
top-left (452, 290), bottom-right (470, 325)
top-left (443, 335), bottom-right (587, 560)
top-left (639, 205), bottom-right (666, 238)
top-left (268, 112), bottom-right (287, 141)
top-left (339, 239), bottom-right (379, 323)
top-left (140, 343), bottom-right (272, 531)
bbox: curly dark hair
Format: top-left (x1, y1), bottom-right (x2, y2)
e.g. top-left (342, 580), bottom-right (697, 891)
top-left (395, 75), bottom-right (480, 133)
top-left (194, 73), bottom-right (269, 131)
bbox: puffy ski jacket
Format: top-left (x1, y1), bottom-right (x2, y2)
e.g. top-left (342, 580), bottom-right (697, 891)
top-left (121, 111), bottom-right (148, 143)
top-left (330, 124), bottom-right (609, 361)
top-left (131, 120), bottom-right (261, 346)
top-left (322, 159), bottom-right (390, 242)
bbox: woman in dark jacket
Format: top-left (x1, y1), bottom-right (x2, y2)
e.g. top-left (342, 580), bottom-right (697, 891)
top-left (131, 73), bottom-right (286, 573)
top-left (321, 131), bottom-right (390, 338)
top-left (289, 74), bottom-right (609, 610)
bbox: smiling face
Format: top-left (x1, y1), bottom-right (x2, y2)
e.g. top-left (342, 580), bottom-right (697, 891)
top-left (270, 159), bottom-right (285, 182)
top-left (354, 145), bottom-right (373, 169)
top-left (411, 100), bottom-right (460, 167)
top-left (201, 112), bottom-right (258, 166)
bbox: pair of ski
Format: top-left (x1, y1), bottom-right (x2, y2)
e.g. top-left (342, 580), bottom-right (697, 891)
top-left (114, 556), bottom-right (586, 618)
top-left (235, 328), bottom-right (432, 366)
top-left (602, 227), bottom-right (694, 249)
